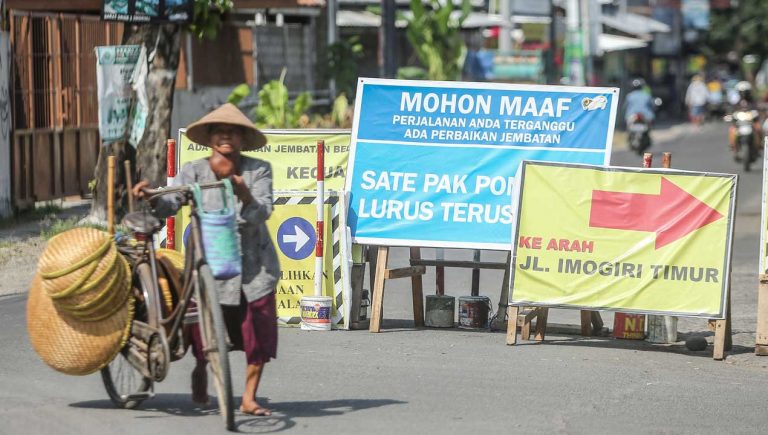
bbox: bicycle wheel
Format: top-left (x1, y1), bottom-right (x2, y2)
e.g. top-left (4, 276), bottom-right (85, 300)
top-left (101, 349), bottom-right (152, 409)
top-left (196, 263), bottom-right (234, 430)
top-left (101, 263), bottom-right (154, 409)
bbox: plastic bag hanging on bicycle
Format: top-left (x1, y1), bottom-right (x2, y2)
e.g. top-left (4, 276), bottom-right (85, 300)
top-left (192, 179), bottom-right (242, 280)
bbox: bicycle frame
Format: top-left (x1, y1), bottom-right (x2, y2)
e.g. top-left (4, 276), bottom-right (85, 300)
top-left (134, 181), bottom-right (224, 358)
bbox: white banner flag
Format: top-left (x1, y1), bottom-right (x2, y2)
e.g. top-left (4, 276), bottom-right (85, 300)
top-left (96, 45), bottom-right (141, 144)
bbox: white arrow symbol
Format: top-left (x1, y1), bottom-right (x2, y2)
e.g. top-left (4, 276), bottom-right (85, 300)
top-left (282, 225), bottom-right (311, 252)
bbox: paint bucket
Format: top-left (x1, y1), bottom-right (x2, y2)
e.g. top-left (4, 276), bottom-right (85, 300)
top-left (458, 296), bottom-right (491, 329)
top-left (425, 295), bottom-right (454, 328)
top-left (300, 296), bottom-right (333, 331)
top-left (612, 313), bottom-right (645, 340)
top-left (646, 315), bottom-right (678, 343)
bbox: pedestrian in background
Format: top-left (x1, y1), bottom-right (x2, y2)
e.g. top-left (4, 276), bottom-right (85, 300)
top-left (685, 74), bottom-right (709, 126)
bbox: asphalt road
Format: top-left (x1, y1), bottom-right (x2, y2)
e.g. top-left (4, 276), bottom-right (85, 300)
top-left (3, 121), bottom-right (768, 434)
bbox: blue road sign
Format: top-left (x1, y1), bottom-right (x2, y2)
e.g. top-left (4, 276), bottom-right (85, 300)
top-left (346, 78), bottom-right (619, 250)
top-left (277, 217), bottom-right (316, 260)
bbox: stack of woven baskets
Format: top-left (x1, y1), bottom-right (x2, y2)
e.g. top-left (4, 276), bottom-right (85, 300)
top-left (27, 227), bottom-right (133, 376)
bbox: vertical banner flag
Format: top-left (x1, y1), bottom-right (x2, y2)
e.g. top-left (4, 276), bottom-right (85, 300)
top-left (510, 162), bottom-right (737, 319)
top-left (0, 31), bottom-right (11, 218)
top-left (346, 78), bottom-right (619, 249)
top-left (96, 45), bottom-right (141, 143)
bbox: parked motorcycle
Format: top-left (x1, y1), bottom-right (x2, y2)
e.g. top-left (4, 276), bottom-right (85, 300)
top-left (724, 109), bottom-right (760, 171)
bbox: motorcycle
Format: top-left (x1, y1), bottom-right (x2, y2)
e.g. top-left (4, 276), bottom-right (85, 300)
top-left (626, 97), bottom-right (662, 155)
top-left (626, 113), bottom-right (652, 155)
top-left (724, 109), bottom-right (760, 171)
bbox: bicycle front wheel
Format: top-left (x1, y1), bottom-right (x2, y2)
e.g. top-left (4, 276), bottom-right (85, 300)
top-left (101, 349), bottom-right (152, 409)
top-left (196, 264), bottom-right (234, 431)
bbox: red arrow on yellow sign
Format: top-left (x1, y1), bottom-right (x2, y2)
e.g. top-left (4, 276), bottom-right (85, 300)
top-left (589, 177), bottom-right (724, 249)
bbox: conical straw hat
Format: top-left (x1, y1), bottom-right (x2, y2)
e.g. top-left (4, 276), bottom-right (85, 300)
top-left (27, 272), bottom-right (133, 376)
top-left (185, 103), bottom-right (267, 151)
top-left (56, 254), bottom-right (131, 322)
top-left (38, 228), bottom-right (111, 279)
top-left (42, 243), bottom-right (118, 301)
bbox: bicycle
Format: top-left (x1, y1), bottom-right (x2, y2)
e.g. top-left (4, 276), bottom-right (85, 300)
top-left (100, 180), bottom-right (235, 431)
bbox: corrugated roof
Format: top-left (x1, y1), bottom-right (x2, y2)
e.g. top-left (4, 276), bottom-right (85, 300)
top-left (601, 12), bottom-right (671, 40)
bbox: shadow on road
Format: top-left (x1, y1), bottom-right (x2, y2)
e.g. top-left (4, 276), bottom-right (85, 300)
top-left (70, 393), bottom-right (222, 417)
top-left (70, 395), bottom-right (406, 434)
top-left (237, 398), bottom-right (407, 433)
top-left (519, 333), bottom-right (754, 359)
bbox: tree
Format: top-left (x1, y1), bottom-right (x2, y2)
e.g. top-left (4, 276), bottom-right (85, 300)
top-left (400, 0), bottom-right (471, 81)
top-left (703, 1), bottom-right (768, 75)
top-left (90, 1), bottom-right (233, 220)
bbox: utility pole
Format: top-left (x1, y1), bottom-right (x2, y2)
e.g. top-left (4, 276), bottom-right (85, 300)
top-left (327, 0), bottom-right (337, 99)
top-left (499, 0), bottom-right (514, 53)
top-left (581, 0), bottom-right (601, 85)
top-left (564, 0), bottom-right (585, 85)
top-left (548, 0), bottom-right (558, 84)
top-left (381, 0), bottom-right (397, 78)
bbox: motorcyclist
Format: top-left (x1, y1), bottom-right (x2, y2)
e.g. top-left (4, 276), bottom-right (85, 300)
top-left (624, 78), bottom-right (656, 126)
top-left (728, 81), bottom-right (762, 156)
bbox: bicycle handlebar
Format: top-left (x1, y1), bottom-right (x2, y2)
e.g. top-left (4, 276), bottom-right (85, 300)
top-left (142, 180), bottom-right (228, 202)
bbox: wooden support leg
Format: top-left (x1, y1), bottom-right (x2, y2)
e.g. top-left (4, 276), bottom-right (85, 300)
top-left (591, 312), bottom-right (604, 335)
top-left (410, 247), bottom-right (424, 327)
top-left (757, 274), bottom-right (768, 356)
top-left (506, 306), bottom-right (519, 345)
top-left (714, 282), bottom-right (733, 358)
top-left (713, 318), bottom-right (727, 360)
top-left (491, 252), bottom-right (512, 331)
top-left (369, 246), bottom-right (389, 333)
top-left (725, 291), bottom-right (732, 352)
top-left (521, 310), bottom-right (533, 341)
top-left (580, 311), bottom-right (592, 336)
top-left (534, 308), bottom-right (549, 341)
top-left (518, 308), bottom-right (539, 341)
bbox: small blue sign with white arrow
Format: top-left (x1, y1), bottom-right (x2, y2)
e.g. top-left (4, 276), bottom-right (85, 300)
top-left (277, 217), bottom-right (316, 260)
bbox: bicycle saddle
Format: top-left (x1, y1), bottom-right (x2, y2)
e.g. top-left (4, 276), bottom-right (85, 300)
top-left (123, 212), bottom-right (162, 234)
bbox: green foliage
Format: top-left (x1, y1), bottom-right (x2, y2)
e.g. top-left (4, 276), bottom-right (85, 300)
top-left (227, 83), bottom-right (251, 105)
top-left (401, 0), bottom-right (471, 81)
top-left (397, 66), bottom-right (429, 80)
top-left (307, 94), bottom-right (353, 128)
top-left (703, 1), bottom-right (768, 69)
top-left (40, 218), bottom-right (109, 240)
top-left (255, 70), bottom-right (312, 128)
top-left (188, 0), bottom-right (234, 40)
top-left (0, 202), bottom-right (63, 231)
top-left (327, 37), bottom-right (364, 97)
top-left (330, 93), bottom-right (351, 127)
top-left (225, 70), bottom-right (313, 129)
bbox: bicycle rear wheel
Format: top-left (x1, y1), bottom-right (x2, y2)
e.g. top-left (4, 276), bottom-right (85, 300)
top-left (101, 263), bottom-right (154, 409)
top-left (196, 263), bottom-right (234, 430)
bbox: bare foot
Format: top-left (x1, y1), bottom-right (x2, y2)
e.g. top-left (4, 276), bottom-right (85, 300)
top-left (240, 403), bottom-right (272, 416)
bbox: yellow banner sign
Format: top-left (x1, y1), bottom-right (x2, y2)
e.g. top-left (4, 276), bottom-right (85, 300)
top-left (269, 194), bottom-right (342, 326)
top-left (510, 162), bottom-right (737, 319)
top-left (177, 129), bottom-right (350, 191)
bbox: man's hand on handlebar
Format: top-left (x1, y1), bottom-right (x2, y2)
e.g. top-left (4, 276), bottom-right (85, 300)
top-left (132, 180), bottom-right (151, 200)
